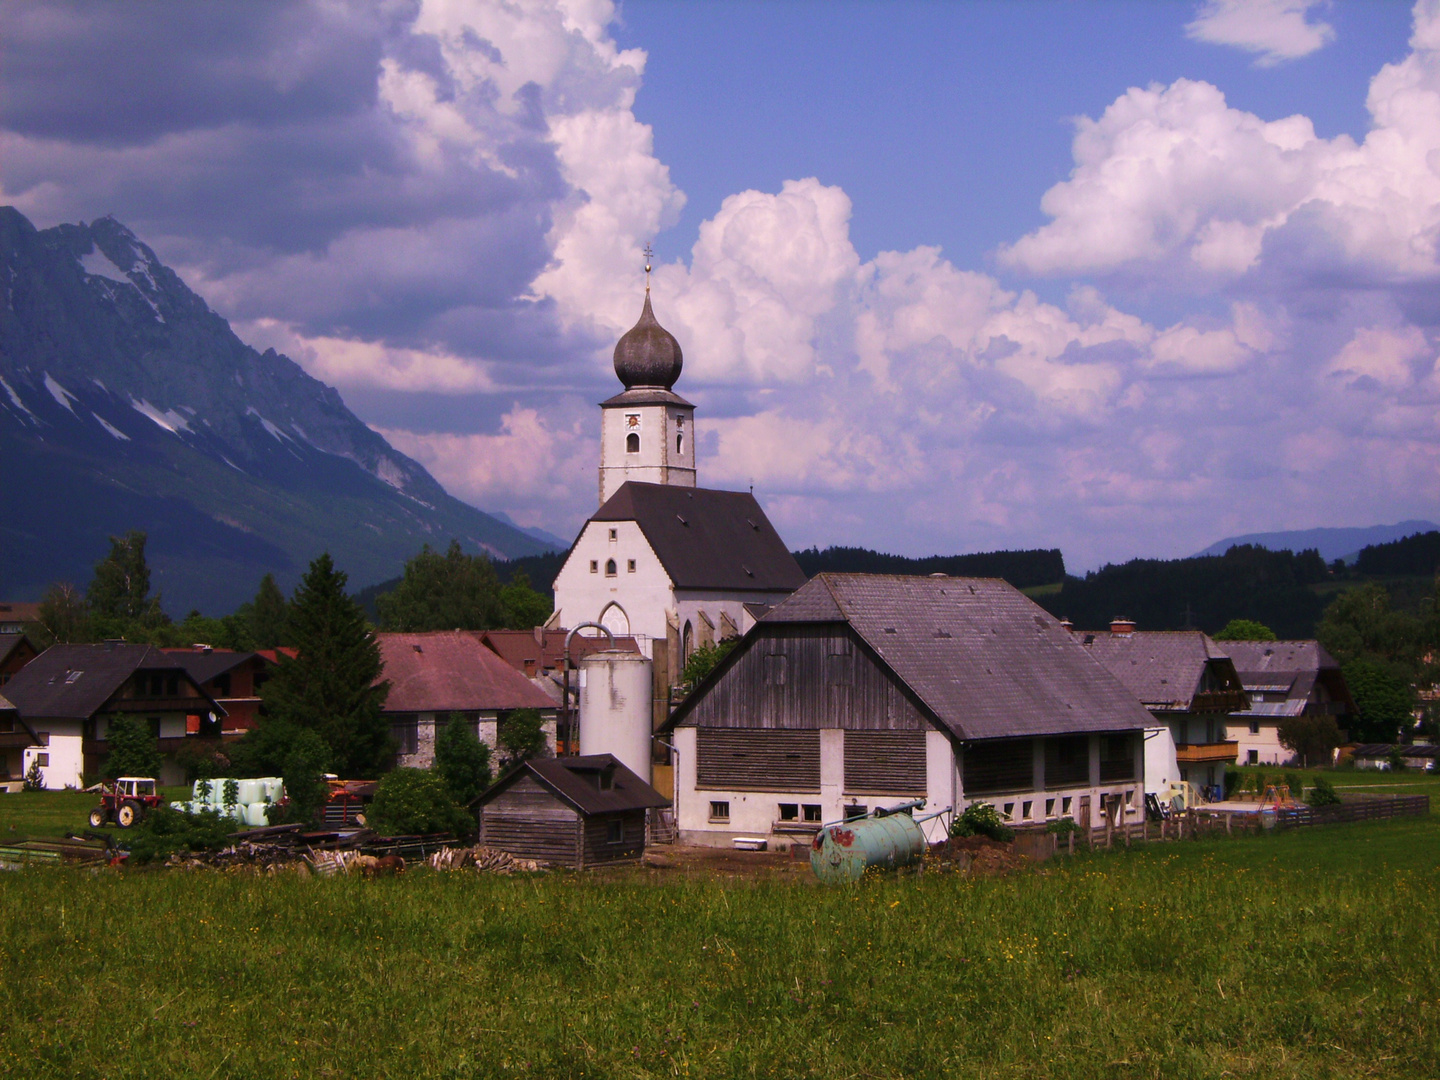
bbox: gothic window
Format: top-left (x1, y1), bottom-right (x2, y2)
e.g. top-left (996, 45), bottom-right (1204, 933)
top-left (676, 432), bottom-right (683, 455)
top-left (682, 620), bottom-right (694, 662)
top-left (626, 432), bottom-right (640, 453)
top-left (605, 558), bottom-right (617, 577)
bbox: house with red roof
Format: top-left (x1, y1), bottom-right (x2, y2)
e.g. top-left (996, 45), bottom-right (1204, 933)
top-left (376, 631), bottom-right (559, 769)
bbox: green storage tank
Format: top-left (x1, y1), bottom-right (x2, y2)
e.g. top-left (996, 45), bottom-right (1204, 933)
top-left (810, 807), bottom-right (927, 884)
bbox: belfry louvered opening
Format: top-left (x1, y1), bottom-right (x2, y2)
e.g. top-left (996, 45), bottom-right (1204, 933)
top-left (843, 730), bottom-right (926, 795)
top-left (695, 728), bottom-right (820, 792)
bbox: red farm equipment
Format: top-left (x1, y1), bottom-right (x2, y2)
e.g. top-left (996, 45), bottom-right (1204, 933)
top-left (88, 777), bottom-right (165, 828)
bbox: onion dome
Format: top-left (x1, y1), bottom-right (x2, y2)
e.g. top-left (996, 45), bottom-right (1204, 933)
top-left (613, 293), bottom-right (683, 389)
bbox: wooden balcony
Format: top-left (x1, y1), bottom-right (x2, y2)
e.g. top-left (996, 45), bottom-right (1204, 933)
top-left (1175, 741), bottom-right (1239, 764)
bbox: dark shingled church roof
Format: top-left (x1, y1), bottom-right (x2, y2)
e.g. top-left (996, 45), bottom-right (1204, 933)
top-left (592, 482), bottom-right (806, 593)
top-left (750, 573), bottom-right (1153, 742)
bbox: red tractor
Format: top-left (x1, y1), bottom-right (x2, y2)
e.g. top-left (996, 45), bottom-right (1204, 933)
top-left (88, 777), bottom-right (165, 828)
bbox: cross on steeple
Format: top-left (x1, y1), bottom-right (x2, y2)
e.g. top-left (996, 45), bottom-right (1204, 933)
top-left (643, 242), bottom-right (653, 294)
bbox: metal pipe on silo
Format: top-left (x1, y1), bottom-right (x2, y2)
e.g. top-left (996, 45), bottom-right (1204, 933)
top-left (578, 647), bottom-right (653, 782)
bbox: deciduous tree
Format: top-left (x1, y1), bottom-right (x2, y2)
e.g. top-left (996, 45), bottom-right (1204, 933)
top-left (434, 713), bottom-right (493, 805)
top-left (101, 714), bottom-right (162, 780)
top-left (377, 541), bottom-right (504, 631)
top-left (1276, 712), bottom-right (1343, 768)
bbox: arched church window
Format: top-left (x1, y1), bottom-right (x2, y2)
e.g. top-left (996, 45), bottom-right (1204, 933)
top-left (605, 558), bottom-right (617, 577)
top-left (682, 620), bottom-right (694, 663)
top-left (626, 432), bottom-right (639, 454)
top-left (676, 432), bottom-right (683, 455)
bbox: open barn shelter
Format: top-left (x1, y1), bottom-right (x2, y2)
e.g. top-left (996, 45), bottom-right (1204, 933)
top-left (474, 754), bottom-right (670, 869)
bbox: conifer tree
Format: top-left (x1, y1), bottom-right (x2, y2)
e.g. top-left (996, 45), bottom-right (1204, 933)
top-left (259, 554), bottom-right (392, 776)
top-left (248, 572), bottom-right (291, 648)
top-left (87, 531), bottom-right (169, 635)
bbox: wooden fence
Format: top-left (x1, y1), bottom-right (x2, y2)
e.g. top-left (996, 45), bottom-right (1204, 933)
top-left (1274, 793), bottom-right (1430, 829)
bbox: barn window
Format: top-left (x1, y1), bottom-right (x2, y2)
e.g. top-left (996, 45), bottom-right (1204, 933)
top-left (391, 716), bottom-right (418, 755)
top-left (626, 432), bottom-right (640, 453)
top-left (696, 729), bottom-right (821, 792)
top-left (778, 803), bottom-right (799, 821)
top-left (1045, 736), bottom-right (1089, 789)
top-left (605, 559), bottom-right (617, 577)
top-left (843, 730), bottom-right (926, 795)
top-left (803, 804), bottom-right (823, 822)
top-left (708, 800), bottom-right (730, 822)
top-left (1099, 735), bottom-right (1135, 782)
top-left (606, 819), bottom-right (624, 844)
top-left (963, 739), bottom-right (1034, 795)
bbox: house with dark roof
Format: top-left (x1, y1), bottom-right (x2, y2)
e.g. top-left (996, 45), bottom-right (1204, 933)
top-left (1220, 641), bottom-right (1354, 765)
top-left (662, 573), bottom-right (1156, 846)
top-left (1, 642), bottom-right (223, 787)
top-left (376, 631), bottom-right (558, 769)
top-left (474, 754), bottom-right (670, 868)
top-left (0, 691), bottom-right (41, 789)
top-left (0, 632), bottom-right (39, 688)
top-left (163, 647), bottom-right (275, 733)
top-left (1080, 620), bottom-right (1248, 796)
top-left (0, 602), bottom-right (40, 635)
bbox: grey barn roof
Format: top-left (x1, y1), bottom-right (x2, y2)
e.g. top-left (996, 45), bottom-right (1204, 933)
top-left (1220, 640), bottom-right (1349, 717)
top-left (475, 754), bottom-right (670, 815)
top-left (591, 482), bottom-right (806, 593)
top-left (1080, 630), bottom-right (1239, 711)
top-left (3, 642), bottom-right (192, 720)
top-left (755, 573), bottom-right (1153, 742)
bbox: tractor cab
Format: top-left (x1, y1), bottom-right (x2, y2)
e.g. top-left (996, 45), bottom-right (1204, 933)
top-left (89, 776), bottom-right (165, 829)
top-left (115, 777), bottom-right (156, 799)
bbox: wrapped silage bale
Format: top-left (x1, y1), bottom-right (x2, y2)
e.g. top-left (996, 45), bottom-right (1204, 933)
top-left (243, 802), bottom-right (271, 827)
top-left (237, 779), bottom-right (264, 805)
top-left (261, 778), bottom-right (285, 803)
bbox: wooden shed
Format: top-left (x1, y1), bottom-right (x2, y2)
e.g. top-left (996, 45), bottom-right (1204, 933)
top-left (473, 755), bottom-right (670, 869)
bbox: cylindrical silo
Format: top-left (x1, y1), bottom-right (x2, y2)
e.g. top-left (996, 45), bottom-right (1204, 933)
top-left (578, 648), bottom-right (653, 782)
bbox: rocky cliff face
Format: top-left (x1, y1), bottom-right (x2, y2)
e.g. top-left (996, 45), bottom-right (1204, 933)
top-left (0, 207), bottom-right (554, 614)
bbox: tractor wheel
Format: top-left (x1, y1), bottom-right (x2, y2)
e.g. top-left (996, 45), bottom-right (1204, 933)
top-left (88, 807), bottom-right (108, 829)
top-left (116, 801), bottom-right (141, 828)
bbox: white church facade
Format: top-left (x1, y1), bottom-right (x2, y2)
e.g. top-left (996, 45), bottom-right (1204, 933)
top-left (551, 287), bottom-right (806, 701)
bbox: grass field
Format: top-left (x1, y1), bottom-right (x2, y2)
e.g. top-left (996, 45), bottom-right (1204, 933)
top-left (1, 793), bottom-right (1438, 1079)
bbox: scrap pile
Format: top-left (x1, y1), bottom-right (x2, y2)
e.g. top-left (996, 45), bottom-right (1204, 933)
top-left (926, 835), bottom-right (1032, 876)
top-left (161, 824), bottom-right (459, 873)
top-left (427, 844), bottom-right (547, 874)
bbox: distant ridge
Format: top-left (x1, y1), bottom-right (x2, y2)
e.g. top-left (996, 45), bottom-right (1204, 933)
top-left (1192, 521), bottom-right (1440, 564)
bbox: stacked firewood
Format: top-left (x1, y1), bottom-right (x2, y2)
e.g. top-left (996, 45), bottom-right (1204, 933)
top-left (427, 844), bottom-right (547, 874)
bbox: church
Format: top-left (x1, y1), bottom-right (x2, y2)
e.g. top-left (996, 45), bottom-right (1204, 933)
top-left (550, 285), bottom-right (806, 702)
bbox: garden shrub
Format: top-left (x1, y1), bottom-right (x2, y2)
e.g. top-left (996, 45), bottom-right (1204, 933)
top-left (1224, 768), bottom-right (1242, 799)
top-left (950, 802), bottom-right (1014, 842)
top-left (1283, 771), bottom-right (1303, 799)
top-left (1045, 817), bottom-right (1078, 836)
top-left (123, 807), bottom-right (234, 865)
top-left (22, 760), bottom-right (44, 792)
top-left (369, 768), bottom-right (472, 838)
top-left (498, 709), bottom-right (547, 767)
top-left (1307, 776), bottom-right (1343, 808)
top-left (434, 712), bottom-right (492, 805)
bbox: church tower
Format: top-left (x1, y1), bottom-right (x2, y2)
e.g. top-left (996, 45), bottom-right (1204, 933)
top-left (598, 282), bottom-right (695, 504)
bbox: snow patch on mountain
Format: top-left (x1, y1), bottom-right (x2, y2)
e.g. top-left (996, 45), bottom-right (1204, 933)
top-left (78, 244), bottom-right (131, 284)
top-left (245, 407), bottom-right (294, 443)
top-left (0, 375), bottom-right (38, 423)
top-left (92, 412), bottom-right (130, 441)
top-left (43, 373), bottom-right (78, 415)
top-left (130, 397), bottom-right (193, 434)
top-left (374, 455), bottom-right (409, 491)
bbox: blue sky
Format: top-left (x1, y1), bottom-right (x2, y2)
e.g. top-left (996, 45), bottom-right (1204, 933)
top-left (2, 0), bottom-right (1437, 571)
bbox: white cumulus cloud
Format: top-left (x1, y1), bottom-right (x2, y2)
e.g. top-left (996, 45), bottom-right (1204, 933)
top-left (1186, 0), bottom-right (1336, 66)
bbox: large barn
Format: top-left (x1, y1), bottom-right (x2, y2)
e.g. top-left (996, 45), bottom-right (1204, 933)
top-left (662, 573), bottom-right (1156, 846)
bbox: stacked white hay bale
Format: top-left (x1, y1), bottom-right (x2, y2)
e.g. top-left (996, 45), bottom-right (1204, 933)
top-left (174, 777), bottom-right (285, 825)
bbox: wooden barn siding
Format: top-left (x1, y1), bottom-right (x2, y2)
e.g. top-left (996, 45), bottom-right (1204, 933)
top-left (479, 774), bottom-right (581, 865)
top-left (579, 811), bottom-right (647, 867)
top-left (844, 730), bottom-right (927, 794)
top-left (684, 624), bottom-right (931, 731)
top-left (696, 729), bottom-right (822, 792)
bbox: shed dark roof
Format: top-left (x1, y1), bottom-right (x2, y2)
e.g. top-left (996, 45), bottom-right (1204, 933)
top-left (2, 643), bottom-right (196, 720)
top-left (0, 633), bottom-right (35, 666)
top-left (377, 632), bottom-right (556, 713)
top-left (591, 482), bottom-right (805, 593)
top-left (475, 754), bottom-right (670, 814)
top-left (1081, 631), bottom-right (1240, 711)
top-left (162, 649), bottom-right (272, 685)
top-left (675, 573), bottom-right (1152, 741)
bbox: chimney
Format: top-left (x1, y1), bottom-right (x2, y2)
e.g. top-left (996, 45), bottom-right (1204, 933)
top-left (1110, 617), bottom-right (1136, 637)
top-left (1059, 618), bottom-right (1074, 633)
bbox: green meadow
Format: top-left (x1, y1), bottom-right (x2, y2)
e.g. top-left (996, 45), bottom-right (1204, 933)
top-left (0, 792), bottom-right (1437, 1079)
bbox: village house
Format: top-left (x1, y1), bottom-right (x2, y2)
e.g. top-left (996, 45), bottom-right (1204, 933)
top-left (1080, 621), bottom-right (1248, 797)
top-left (550, 290), bottom-right (806, 717)
top-left (0, 641), bottom-right (223, 787)
top-left (0, 602), bottom-right (40, 635)
top-left (661, 573), bottom-right (1156, 847)
top-left (376, 630), bottom-right (558, 769)
top-left (0, 691), bottom-right (39, 789)
top-left (473, 753), bottom-right (670, 869)
top-left (0, 632), bottom-right (39, 688)
top-left (1221, 641), bottom-right (1354, 766)
top-left (480, 627), bottom-right (642, 706)
top-left (163, 647), bottom-right (274, 734)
